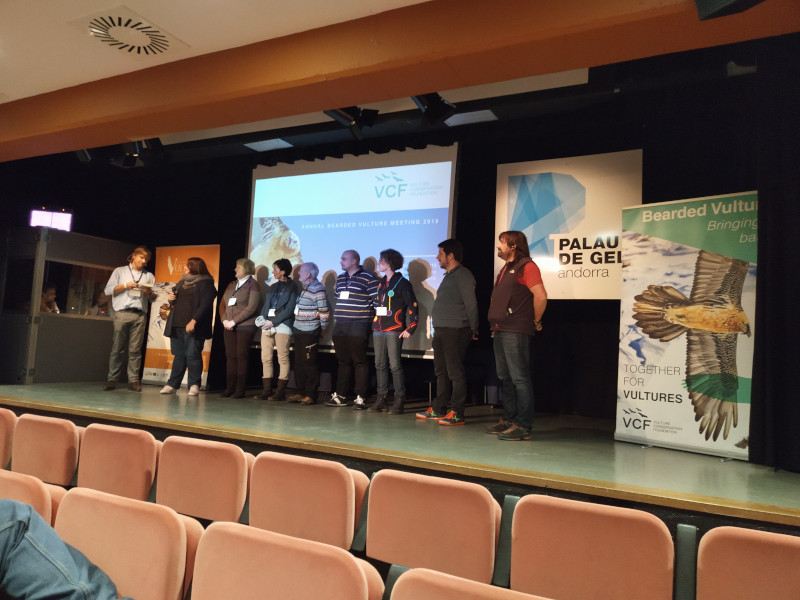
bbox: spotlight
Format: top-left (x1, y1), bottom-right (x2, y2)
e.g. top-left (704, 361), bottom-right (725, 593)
top-left (324, 106), bottom-right (379, 140)
top-left (412, 93), bottom-right (457, 125)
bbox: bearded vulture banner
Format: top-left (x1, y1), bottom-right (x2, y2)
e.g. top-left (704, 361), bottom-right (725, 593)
top-left (616, 192), bottom-right (757, 460)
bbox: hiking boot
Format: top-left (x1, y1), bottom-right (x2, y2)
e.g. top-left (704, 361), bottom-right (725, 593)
top-left (415, 407), bottom-right (445, 420)
top-left (352, 395), bottom-right (368, 410)
top-left (128, 381), bottom-right (142, 392)
top-left (388, 396), bottom-right (405, 415)
top-left (325, 393), bottom-right (348, 407)
top-left (485, 419), bottom-right (509, 434)
top-left (498, 424), bottom-right (532, 441)
top-left (438, 411), bottom-right (465, 426)
top-left (368, 395), bottom-right (387, 413)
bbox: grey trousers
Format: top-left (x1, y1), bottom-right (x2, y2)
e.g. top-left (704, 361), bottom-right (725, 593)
top-left (107, 310), bottom-right (147, 383)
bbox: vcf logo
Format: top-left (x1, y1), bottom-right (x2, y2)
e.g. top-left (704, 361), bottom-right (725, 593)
top-left (622, 408), bottom-right (651, 430)
top-left (374, 171), bottom-right (407, 198)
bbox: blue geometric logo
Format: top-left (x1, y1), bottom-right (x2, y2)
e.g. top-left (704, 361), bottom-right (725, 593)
top-left (508, 172), bottom-right (586, 256)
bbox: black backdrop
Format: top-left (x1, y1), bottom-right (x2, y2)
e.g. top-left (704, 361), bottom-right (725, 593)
top-left (2, 34), bottom-right (797, 471)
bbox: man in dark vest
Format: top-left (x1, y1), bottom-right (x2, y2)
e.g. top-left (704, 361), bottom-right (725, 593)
top-left (486, 231), bottom-right (547, 440)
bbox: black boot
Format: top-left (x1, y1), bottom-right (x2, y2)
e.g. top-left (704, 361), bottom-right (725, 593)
top-left (254, 377), bottom-right (272, 400)
top-left (269, 378), bottom-right (288, 401)
top-left (388, 396), bottom-right (405, 415)
top-left (368, 395), bottom-right (388, 413)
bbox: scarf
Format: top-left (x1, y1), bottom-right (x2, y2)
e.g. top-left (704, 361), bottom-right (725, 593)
top-left (181, 273), bottom-right (213, 289)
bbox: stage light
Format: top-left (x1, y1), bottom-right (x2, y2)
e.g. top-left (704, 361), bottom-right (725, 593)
top-left (323, 106), bottom-right (379, 140)
top-left (412, 93), bottom-right (457, 125)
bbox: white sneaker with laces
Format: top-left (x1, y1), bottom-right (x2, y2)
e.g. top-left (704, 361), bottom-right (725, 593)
top-left (352, 395), bottom-right (367, 410)
top-left (188, 385), bottom-right (200, 396)
top-left (160, 385), bottom-right (176, 394)
top-left (325, 392), bottom-right (347, 407)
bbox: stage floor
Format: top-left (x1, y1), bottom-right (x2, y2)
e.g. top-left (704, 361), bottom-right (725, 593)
top-left (2, 382), bottom-right (799, 527)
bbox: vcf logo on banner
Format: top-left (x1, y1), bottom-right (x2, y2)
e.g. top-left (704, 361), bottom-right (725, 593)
top-left (616, 192), bottom-right (757, 460)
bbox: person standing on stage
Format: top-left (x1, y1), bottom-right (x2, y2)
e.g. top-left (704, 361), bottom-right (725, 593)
top-left (219, 258), bottom-right (261, 398)
top-left (369, 249), bottom-right (418, 415)
top-left (287, 262), bottom-right (329, 405)
top-left (254, 258), bottom-right (297, 401)
top-left (160, 257), bottom-right (217, 397)
top-left (416, 239), bottom-right (479, 426)
top-left (326, 250), bottom-right (380, 409)
top-left (103, 246), bottom-right (157, 392)
top-left (486, 230), bottom-right (547, 441)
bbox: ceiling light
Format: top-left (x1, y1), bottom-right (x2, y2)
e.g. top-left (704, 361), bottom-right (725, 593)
top-left (412, 93), bottom-right (457, 124)
top-left (323, 107), bottom-right (379, 140)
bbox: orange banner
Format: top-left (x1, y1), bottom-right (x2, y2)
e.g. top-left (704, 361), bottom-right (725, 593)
top-left (153, 244), bottom-right (221, 283)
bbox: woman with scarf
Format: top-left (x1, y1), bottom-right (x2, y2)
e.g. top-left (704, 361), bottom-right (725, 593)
top-left (160, 257), bottom-right (217, 396)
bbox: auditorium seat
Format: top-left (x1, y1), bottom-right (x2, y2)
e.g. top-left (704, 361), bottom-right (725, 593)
top-left (11, 413), bottom-right (81, 518)
top-left (0, 407), bottom-right (16, 469)
top-left (55, 487), bottom-right (194, 600)
top-left (77, 423), bottom-right (159, 501)
top-left (0, 468), bottom-right (53, 524)
top-left (365, 469), bottom-right (501, 584)
top-left (393, 568), bottom-right (554, 600)
top-left (155, 435), bottom-right (251, 522)
top-left (249, 451), bottom-right (363, 549)
top-left (697, 525), bottom-right (800, 600)
top-left (510, 494), bottom-right (674, 600)
top-left (192, 521), bottom-right (383, 600)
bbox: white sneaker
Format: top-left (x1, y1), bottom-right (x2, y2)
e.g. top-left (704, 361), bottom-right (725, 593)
top-left (188, 385), bottom-right (200, 396)
top-left (325, 392), bottom-right (347, 407)
top-left (352, 395), bottom-right (367, 411)
top-left (160, 385), bottom-right (176, 394)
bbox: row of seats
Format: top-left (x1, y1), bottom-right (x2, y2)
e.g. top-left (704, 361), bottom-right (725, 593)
top-left (2, 407), bottom-right (799, 600)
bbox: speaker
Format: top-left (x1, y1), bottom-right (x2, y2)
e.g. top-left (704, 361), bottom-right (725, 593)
top-left (695, 0), bottom-right (765, 20)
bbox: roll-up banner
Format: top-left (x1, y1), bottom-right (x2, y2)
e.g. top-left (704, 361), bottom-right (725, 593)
top-left (616, 192), bottom-right (757, 459)
top-left (142, 245), bottom-right (220, 387)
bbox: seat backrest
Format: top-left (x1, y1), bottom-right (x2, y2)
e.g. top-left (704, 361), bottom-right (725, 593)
top-left (697, 525), bottom-right (800, 600)
top-left (249, 451), bottom-right (356, 549)
top-left (0, 468), bottom-right (52, 524)
top-left (192, 521), bottom-right (371, 600)
top-left (11, 413), bottom-right (79, 485)
top-left (510, 494), bottom-right (674, 600)
top-left (155, 435), bottom-right (248, 521)
top-left (55, 487), bottom-right (187, 600)
top-left (366, 469), bottom-right (501, 584)
top-left (77, 423), bottom-right (158, 501)
top-left (0, 407), bottom-right (17, 469)
top-left (393, 568), bottom-right (553, 600)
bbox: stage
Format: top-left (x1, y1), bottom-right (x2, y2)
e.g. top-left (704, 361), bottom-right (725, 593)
top-left (2, 382), bottom-right (799, 528)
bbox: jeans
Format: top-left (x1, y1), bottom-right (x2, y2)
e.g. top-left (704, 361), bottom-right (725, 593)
top-left (432, 327), bottom-right (472, 418)
top-left (293, 330), bottom-right (321, 396)
top-left (107, 310), bottom-right (147, 383)
top-left (0, 500), bottom-right (130, 600)
top-left (373, 331), bottom-right (405, 397)
top-left (167, 327), bottom-right (204, 388)
top-left (260, 330), bottom-right (291, 380)
top-left (332, 334), bottom-right (370, 397)
top-left (493, 331), bottom-right (535, 430)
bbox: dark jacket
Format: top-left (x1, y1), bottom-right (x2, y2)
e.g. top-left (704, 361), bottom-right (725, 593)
top-left (164, 276), bottom-right (217, 339)
top-left (258, 278), bottom-right (298, 328)
top-left (488, 257), bottom-right (537, 336)
top-left (372, 273), bottom-right (418, 334)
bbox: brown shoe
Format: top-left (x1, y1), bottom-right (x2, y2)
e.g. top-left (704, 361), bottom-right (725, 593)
top-left (102, 381), bottom-right (116, 391)
top-left (128, 381), bottom-right (142, 392)
top-left (300, 396), bottom-right (315, 405)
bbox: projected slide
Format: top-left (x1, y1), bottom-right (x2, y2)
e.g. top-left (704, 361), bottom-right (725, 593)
top-left (249, 146), bottom-right (457, 354)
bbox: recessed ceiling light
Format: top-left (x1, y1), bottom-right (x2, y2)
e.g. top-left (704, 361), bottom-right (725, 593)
top-left (244, 139), bottom-right (294, 152)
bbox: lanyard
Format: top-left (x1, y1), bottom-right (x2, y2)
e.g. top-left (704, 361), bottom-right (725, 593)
top-left (128, 265), bottom-right (144, 284)
top-left (380, 275), bottom-right (402, 311)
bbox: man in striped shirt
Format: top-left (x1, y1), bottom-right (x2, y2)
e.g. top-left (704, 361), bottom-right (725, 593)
top-left (326, 250), bottom-right (380, 408)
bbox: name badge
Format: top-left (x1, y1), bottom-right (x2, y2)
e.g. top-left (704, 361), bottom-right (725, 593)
top-left (376, 307), bottom-right (389, 316)
top-left (294, 306), bottom-right (300, 315)
top-left (339, 291), bottom-right (350, 300)
top-left (129, 288), bottom-right (141, 298)
top-left (228, 297), bottom-right (237, 306)
top-left (268, 309), bottom-right (276, 317)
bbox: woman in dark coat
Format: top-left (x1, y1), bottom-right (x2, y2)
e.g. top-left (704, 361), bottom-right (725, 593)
top-left (160, 257), bottom-right (217, 396)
